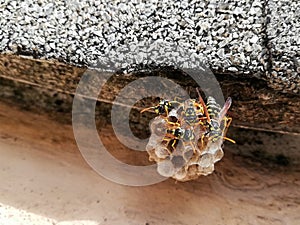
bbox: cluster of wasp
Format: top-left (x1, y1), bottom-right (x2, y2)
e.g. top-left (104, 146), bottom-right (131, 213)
top-left (141, 89), bottom-right (235, 181)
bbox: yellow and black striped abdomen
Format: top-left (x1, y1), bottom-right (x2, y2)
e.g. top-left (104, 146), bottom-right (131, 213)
top-left (206, 97), bottom-right (221, 120)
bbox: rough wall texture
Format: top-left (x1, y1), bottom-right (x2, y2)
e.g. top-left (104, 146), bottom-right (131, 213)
top-left (0, 0), bottom-right (299, 93)
top-left (266, 0), bottom-right (300, 93)
top-left (1, 54), bottom-right (299, 133)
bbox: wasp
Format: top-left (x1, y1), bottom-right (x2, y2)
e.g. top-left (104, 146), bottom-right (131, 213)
top-left (163, 122), bottom-right (198, 154)
top-left (198, 94), bottom-right (235, 145)
top-left (176, 99), bottom-right (203, 127)
top-left (140, 99), bottom-right (179, 116)
top-left (167, 90), bottom-right (206, 129)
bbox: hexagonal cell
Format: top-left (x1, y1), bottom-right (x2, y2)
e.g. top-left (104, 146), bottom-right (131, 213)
top-left (172, 167), bottom-right (188, 181)
top-left (213, 148), bottom-right (224, 163)
top-left (171, 155), bottom-right (186, 169)
top-left (154, 144), bottom-right (171, 159)
top-left (150, 117), bottom-right (167, 137)
top-left (183, 146), bottom-right (195, 162)
top-left (146, 133), bottom-right (164, 151)
top-left (198, 153), bottom-right (214, 168)
top-left (202, 139), bottom-right (223, 155)
top-left (157, 159), bottom-right (176, 177)
top-left (198, 164), bottom-right (215, 176)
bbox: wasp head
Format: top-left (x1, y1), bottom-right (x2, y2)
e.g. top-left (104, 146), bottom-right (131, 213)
top-left (153, 99), bottom-right (172, 115)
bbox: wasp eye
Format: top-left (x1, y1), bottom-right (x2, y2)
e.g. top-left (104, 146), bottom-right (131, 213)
top-left (155, 97), bottom-right (161, 102)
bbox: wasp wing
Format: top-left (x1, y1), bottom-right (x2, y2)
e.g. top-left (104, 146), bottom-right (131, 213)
top-left (218, 97), bottom-right (232, 123)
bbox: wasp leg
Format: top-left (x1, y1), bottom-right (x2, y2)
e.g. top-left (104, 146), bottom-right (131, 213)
top-left (170, 139), bottom-right (177, 152)
top-left (188, 117), bottom-right (206, 129)
top-left (198, 117), bottom-right (208, 123)
top-left (199, 134), bottom-right (207, 149)
top-left (182, 141), bottom-right (197, 155)
top-left (190, 142), bottom-right (197, 154)
top-left (164, 138), bottom-right (178, 154)
top-left (195, 109), bottom-right (204, 115)
top-left (165, 120), bottom-right (181, 128)
top-left (222, 117), bottom-right (236, 144)
top-left (163, 137), bottom-right (174, 155)
top-left (223, 117), bottom-right (232, 135)
top-left (194, 102), bottom-right (204, 114)
top-left (223, 137), bottom-right (236, 144)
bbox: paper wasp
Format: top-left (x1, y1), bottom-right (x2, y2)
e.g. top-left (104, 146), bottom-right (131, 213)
top-left (177, 99), bottom-right (205, 127)
top-left (140, 98), bottom-right (180, 116)
top-left (162, 122), bottom-right (198, 154)
top-left (197, 92), bottom-right (235, 144)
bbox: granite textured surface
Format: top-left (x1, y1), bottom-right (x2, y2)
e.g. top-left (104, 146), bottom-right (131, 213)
top-left (266, 0), bottom-right (300, 93)
top-left (0, 0), bottom-right (299, 93)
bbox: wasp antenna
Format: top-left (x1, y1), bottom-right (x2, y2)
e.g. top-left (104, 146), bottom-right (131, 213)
top-left (140, 107), bottom-right (154, 114)
top-left (223, 137), bottom-right (236, 144)
top-left (173, 96), bottom-right (182, 102)
top-left (170, 100), bottom-right (181, 105)
top-left (196, 88), bottom-right (210, 123)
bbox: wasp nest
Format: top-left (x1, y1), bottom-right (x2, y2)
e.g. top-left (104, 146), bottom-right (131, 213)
top-left (144, 97), bottom-right (233, 182)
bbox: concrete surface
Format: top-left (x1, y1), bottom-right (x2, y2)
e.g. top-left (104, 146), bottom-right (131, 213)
top-left (0, 0), bottom-right (299, 93)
